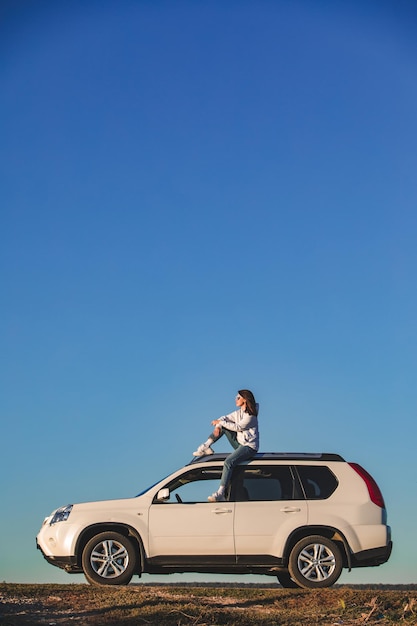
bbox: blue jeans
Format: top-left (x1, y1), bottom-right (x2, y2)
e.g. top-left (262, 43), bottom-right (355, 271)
top-left (210, 428), bottom-right (256, 489)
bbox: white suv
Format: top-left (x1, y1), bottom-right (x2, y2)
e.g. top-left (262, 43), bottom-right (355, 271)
top-left (36, 452), bottom-right (392, 588)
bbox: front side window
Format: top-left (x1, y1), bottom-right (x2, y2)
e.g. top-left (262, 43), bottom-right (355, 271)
top-left (231, 465), bottom-right (302, 501)
top-left (296, 465), bottom-right (338, 499)
top-left (154, 467), bottom-right (223, 503)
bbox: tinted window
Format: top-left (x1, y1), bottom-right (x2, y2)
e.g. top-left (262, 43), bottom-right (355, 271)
top-left (296, 465), bottom-right (338, 499)
top-left (156, 467), bottom-right (223, 503)
top-left (232, 465), bottom-right (302, 501)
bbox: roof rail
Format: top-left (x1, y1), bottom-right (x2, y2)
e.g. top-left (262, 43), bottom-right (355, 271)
top-left (188, 452), bottom-right (345, 465)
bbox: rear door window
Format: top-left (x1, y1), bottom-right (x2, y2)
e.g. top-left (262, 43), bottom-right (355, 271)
top-left (231, 465), bottom-right (303, 501)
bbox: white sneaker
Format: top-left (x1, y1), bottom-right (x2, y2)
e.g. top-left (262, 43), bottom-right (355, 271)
top-left (193, 444), bottom-right (214, 457)
top-left (208, 491), bottom-right (226, 502)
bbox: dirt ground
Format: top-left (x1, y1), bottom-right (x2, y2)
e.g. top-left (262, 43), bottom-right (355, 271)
top-left (0, 583), bottom-right (416, 626)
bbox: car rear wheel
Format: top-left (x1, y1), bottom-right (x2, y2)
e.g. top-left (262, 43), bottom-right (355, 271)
top-left (288, 535), bottom-right (343, 589)
top-left (82, 531), bottom-right (136, 586)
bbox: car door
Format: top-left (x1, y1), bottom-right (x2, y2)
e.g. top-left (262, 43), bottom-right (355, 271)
top-left (148, 466), bottom-right (235, 564)
top-left (232, 464), bottom-right (308, 564)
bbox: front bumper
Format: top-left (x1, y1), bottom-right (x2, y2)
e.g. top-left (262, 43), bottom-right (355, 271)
top-left (36, 540), bottom-right (82, 573)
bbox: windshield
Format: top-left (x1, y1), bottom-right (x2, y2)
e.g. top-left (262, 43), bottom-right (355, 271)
top-left (136, 475), bottom-right (169, 497)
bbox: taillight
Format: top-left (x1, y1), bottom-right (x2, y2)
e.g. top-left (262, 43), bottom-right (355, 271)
top-left (348, 463), bottom-right (385, 508)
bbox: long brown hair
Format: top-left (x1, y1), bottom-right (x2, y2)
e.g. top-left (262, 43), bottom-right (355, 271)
top-left (238, 389), bottom-right (258, 416)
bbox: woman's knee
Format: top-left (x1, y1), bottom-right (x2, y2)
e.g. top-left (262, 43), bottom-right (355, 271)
top-left (224, 454), bottom-right (239, 471)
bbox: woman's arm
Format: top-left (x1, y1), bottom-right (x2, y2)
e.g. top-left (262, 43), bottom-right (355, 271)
top-left (215, 410), bottom-right (257, 433)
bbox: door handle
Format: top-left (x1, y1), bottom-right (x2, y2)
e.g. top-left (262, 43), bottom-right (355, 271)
top-left (280, 506), bottom-right (301, 513)
top-left (212, 508), bottom-right (233, 514)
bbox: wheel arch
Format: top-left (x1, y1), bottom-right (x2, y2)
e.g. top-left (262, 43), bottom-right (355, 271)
top-left (75, 523), bottom-right (146, 575)
top-left (283, 525), bottom-right (352, 571)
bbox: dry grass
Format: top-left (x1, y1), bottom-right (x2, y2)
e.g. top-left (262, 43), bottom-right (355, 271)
top-left (0, 583), bottom-right (416, 625)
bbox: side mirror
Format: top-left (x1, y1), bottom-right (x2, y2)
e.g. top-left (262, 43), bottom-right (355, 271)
top-left (156, 488), bottom-right (170, 501)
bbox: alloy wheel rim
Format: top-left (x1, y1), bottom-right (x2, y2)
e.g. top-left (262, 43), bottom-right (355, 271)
top-left (90, 539), bottom-right (129, 578)
top-left (297, 543), bottom-right (336, 581)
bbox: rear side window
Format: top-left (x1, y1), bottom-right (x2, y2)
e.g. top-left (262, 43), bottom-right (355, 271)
top-left (232, 465), bottom-right (303, 501)
top-left (296, 465), bottom-right (338, 499)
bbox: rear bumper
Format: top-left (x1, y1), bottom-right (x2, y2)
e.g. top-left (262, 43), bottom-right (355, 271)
top-left (351, 541), bottom-right (392, 568)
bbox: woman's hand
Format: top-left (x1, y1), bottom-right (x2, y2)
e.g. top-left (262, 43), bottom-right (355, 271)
top-left (211, 420), bottom-right (222, 438)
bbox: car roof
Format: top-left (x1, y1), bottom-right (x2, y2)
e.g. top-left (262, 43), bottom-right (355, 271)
top-left (188, 452), bottom-right (345, 465)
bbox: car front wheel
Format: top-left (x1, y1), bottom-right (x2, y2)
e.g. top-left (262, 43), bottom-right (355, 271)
top-left (276, 569), bottom-right (300, 588)
top-left (288, 535), bottom-right (343, 589)
top-left (81, 531), bottom-right (137, 586)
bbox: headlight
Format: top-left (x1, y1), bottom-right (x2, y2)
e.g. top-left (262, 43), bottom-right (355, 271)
top-left (50, 504), bottom-right (73, 525)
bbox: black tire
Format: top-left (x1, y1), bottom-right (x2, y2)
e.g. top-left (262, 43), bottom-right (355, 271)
top-left (288, 535), bottom-right (343, 589)
top-left (81, 531), bottom-right (137, 586)
top-left (276, 569), bottom-right (300, 588)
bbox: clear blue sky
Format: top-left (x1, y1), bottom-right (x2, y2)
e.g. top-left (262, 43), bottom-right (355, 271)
top-left (1, 0), bottom-right (416, 584)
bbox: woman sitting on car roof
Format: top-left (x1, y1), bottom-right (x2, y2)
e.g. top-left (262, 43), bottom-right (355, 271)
top-left (192, 389), bottom-right (259, 502)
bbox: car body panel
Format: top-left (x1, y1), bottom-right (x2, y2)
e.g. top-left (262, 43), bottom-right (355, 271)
top-left (148, 502), bottom-right (235, 557)
top-left (233, 500), bottom-right (308, 557)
